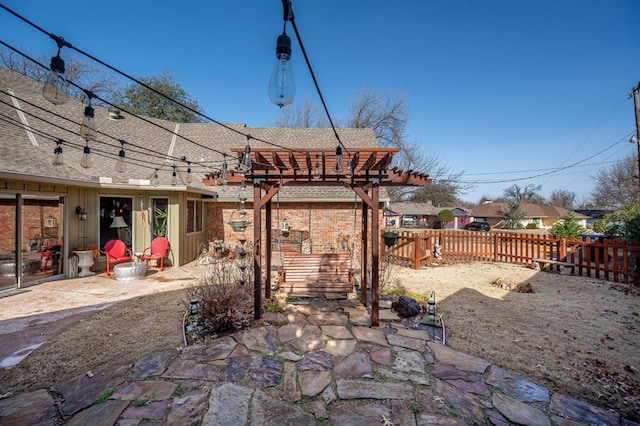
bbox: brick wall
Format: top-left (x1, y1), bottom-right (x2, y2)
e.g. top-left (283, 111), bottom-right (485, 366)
top-left (0, 199), bottom-right (60, 255)
top-left (206, 201), bottom-right (383, 262)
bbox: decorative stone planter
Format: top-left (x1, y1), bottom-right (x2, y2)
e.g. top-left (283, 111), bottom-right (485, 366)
top-left (74, 250), bottom-right (95, 278)
top-left (230, 220), bottom-right (249, 232)
top-left (113, 262), bottom-right (147, 281)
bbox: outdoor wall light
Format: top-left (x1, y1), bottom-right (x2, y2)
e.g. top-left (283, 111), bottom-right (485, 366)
top-left (75, 206), bottom-right (88, 221)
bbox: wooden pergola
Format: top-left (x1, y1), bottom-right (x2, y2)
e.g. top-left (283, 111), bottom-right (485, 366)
top-left (205, 147), bottom-right (431, 326)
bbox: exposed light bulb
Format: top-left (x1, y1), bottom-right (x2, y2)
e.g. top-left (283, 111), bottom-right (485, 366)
top-left (79, 105), bottom-right (97, 141)
top-left (345, 159), bottom-right (353, 179)
top-left (335, 146), bottom-right (343, 173)
top-left (185, 163), bottom-right (193, 184)
top-left (80, 142), bottom-right (93, 169)
top-left (52, 140), bottom-right (64, 166)
top-left (239, 145), bottom-right (251, 173)
top-left (267, 32), bottom-right (295, 107)
top-left (171, 166), bottom-right (178, 186)
top-left (43, 53), bottom-right (70, 105)
top-left (115, 141), bottom-right (126, 173)
top-left (312, 155), bottom-right (321, 179)
top-left (150, 170), bottom-right (159, 187)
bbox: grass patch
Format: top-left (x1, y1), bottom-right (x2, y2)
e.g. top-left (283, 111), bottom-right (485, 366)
top-left (94, 387), bottom-right (114, 405)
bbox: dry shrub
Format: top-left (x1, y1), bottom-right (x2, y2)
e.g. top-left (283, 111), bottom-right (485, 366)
top-left (186, 258), bottom-right (254, 335)
top-left (490, 277), bottom-right (534, 293)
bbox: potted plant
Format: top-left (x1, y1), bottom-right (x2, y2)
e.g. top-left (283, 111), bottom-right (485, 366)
top-left (72, 238), bottom-right (100, 277)
top-left (382, 230), bottom-right (398, 247)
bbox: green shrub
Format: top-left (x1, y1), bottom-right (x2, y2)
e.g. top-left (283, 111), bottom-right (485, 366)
top-left (526, 223), bottom-right (538, 229)
top-left (549, 213), bottom-right (585, 239)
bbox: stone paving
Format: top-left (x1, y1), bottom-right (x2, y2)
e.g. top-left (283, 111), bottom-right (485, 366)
top-left (0, 294), bottom-right (633, 425)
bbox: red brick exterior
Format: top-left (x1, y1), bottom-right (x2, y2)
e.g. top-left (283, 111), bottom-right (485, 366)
top-left (206, 201), bottom-right (383, 262)
top-left (0, 199), bottom-right (60, 255)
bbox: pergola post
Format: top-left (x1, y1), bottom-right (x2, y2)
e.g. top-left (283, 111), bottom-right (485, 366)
top-left (217, 147), bottom-right (432, 325)
top-left (253, 181), bottom-right (262, 319)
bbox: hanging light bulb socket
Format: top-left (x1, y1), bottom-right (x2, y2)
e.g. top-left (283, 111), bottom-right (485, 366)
top-left (335, 145), bottom-right (344, 173)
top-left (171, 165), bottom-right (178, 186)
top-left (42, 35), bottom-right (71, 105)
top-left (115, 140), bottom-right (126, 173)
top-left (150, 169), bottom-right (160, 187)
top-left (52, 139), bottom-right (64, 166)
top-left (185, 161), bottom-right (193, 184)
top-left (80, 141), bottom-right (93, 169)
top-left (79, 105), bottom-right (97, 141)
top-left (239, 142), bottom-right (252, 174)
top-left (312, 154), bottom-right (321, 179)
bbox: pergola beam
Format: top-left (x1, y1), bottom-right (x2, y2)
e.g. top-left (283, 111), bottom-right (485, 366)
top-left (206, 147), bottom-right (431, 326)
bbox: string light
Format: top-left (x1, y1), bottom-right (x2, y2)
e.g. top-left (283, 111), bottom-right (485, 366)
top-left (268, 27), bottom-right (295, 107)
top-left (150, 169), bottom-right (159, 186)
top-left (345, 158), bottom-right (353, 179)
top-left (79, 93), bottom-right (97, 141)
top-left (312, 154), bottom-right (320, 179)
top-left (80, 140), bottom-right (93, 168)
top-left (115, 140), bottom-right (126, 173)
top-left (171, 165), bottom-right (178, 186)
top-left (42, 36), bottom-right (70, 105)
top-left (239, 137), bottom-right (252, 173)
top-left (51, 139), bottom-right (64, 166)
top-left (185, 161), bottom-right (193, 184)
top-left (221, 156), bottom-right (229, 185)
top-left (335, 145), bottom-right (343, 173)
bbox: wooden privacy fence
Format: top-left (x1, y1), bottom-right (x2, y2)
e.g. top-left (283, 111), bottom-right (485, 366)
top-left (382, 230), bottom-right (640, 285)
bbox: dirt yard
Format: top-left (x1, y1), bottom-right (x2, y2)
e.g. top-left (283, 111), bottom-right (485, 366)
top-left (1, 261), bottom-right (638, 418)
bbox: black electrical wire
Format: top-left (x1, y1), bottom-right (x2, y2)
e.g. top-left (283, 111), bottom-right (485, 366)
top-left (288, 16), bottom-right (348, 156)
top-left (0, 4), bottom-right (310, 156)
top-left (0, 90), bottom-right (204, 170)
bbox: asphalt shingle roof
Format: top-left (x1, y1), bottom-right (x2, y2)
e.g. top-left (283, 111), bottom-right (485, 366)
top-left (0, 67), bottom-right (382, 201)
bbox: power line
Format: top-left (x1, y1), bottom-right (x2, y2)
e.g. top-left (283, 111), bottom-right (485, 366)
top-left (455, 132), bottom-right (633, 185)
top-left (0, 3), bottom-right (312, 156)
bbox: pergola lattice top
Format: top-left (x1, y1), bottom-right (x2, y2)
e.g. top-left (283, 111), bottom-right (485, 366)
top-left (204, 147), bottom-right (431, 187)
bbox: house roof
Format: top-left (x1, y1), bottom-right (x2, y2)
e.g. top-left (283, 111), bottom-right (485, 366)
top-left (0, 67), bottom-right (386, 201)
top-left (386, 202), bottom-right (444, 216)
top-left (473, 202), bottom-right (590, 219)
top-left (386, 202), bottom-right (472, 216)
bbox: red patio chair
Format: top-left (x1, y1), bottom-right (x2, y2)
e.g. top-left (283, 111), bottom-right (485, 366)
top-left (103, 239), bottom-right (133, 275)
top-left (140, 237), bottom-right (170, 271)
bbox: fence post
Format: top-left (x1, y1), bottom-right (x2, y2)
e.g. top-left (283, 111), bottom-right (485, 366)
top-left (559, 237), bottom-right (567, 262)
top-left (493, 234), bottom-right (498, 262)
top-left (413, 233), bottom-right (420, 269)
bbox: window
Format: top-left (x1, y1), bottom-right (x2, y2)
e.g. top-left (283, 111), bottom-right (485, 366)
top-left (99, 197), bottom-right (133, 248)
top-left (151, 198), bottom-right (168, 238)
top-left (187, 199), bottom-right (202, 233)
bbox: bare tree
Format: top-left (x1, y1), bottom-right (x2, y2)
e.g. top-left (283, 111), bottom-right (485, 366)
top-left (1, 47), bottom-right (120, 103)
top-left (503, 184), bottom-right (543, 203)
top-left (591, 153), bottom-right (639, 209)
top-left (345, 87), bottom-right (469, 201)
top-left (548, 189), bottom-right (576, 209)
top-left (273, 97), bottom-right (327, 128)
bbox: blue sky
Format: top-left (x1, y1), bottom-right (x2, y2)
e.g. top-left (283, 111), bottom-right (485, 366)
top-left (1, 1), bottom-right (638, 205)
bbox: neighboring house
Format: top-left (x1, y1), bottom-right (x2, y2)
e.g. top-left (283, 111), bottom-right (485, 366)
top-left (0, 67), bottom-right (386, 289)
top-left (574, 209), bottom-right (614, 229)
top-left (472, 202), bottom-right (589, 229)
top-left (385, 202), bottom-right (473, 229)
